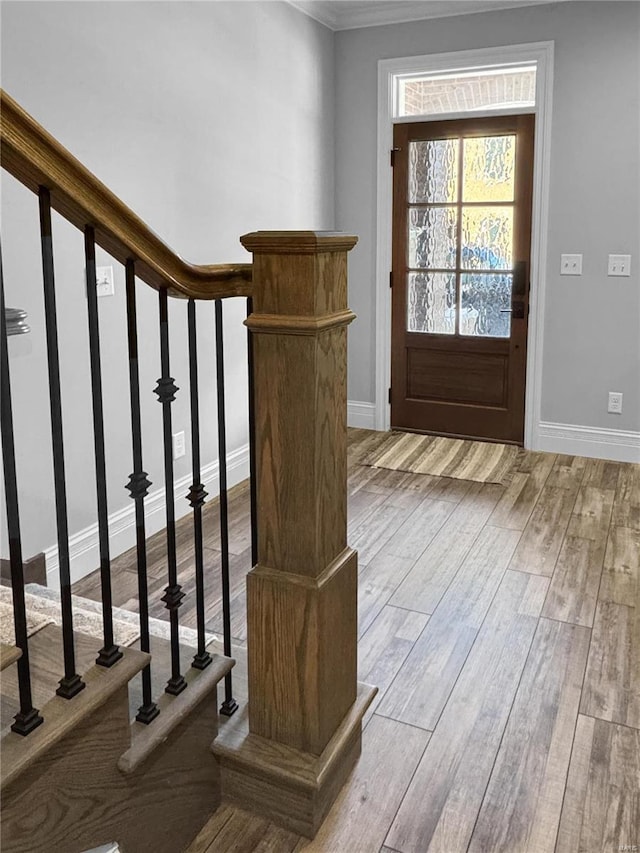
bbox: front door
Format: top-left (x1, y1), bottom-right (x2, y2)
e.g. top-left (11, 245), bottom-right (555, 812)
top-left (391, 114), bottom-right (535, 444)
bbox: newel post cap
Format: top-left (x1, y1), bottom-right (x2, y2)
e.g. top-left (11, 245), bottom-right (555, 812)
top-left (240, 231), bottom-right (358, 255)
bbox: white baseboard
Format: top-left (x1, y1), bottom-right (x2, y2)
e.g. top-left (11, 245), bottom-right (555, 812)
top-left (536, 421), bottom-right (640, 463)
top-left (45, 444), bottom-right (250, 588)
top-left (347, 400), bottom-right (377, 429)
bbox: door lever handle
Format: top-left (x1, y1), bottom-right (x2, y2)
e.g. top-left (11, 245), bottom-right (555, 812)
top-left (500, 308), bottom-right (513, 313)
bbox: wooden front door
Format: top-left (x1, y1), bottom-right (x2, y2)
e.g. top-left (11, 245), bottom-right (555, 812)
top-left (391, 114), bottom-right (535, 444)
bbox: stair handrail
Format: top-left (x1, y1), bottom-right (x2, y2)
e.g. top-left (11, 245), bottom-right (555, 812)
top-left (0, 89), bottom-right (252, 300)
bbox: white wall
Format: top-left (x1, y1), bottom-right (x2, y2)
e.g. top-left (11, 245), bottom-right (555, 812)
top-left (1, 0), bottom-right (335, 563)
top-left (335, 1), bottom-right (640, 445)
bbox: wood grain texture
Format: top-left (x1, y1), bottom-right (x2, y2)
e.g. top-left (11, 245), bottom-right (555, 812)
top-left (357, 553), bottom-right (416, 639)
top-left (580, 600), bottom-right (640, 729)
top-left (243, 234), bottom-right (360, 771)
top-left (1, 641), bottom-right (150, 790)
top-left (468, 617), bottom-right (590, 853)
top-left (0, 643), bottom-right (21, 671)
top-left (508, 486), bottom-right (579, 576)
top-left (62, 430), bottom-right (636, 850)
top-left (489, 451), bottom-right (556, 530)
top-left (247, 551), bottom-right (357, 754)
top-left (0, 89), bottom-right (251, 300)
top-left (1, 624), bottom-right (103, 730)
top-left (612, 463), bottom-right (640, 530)
top-left (544, 454), bottom-right (588, 490)
top-left (599, 525), bottom-right (640, 606)
top-left (378, 525), bottom-right (521, 729)
top-left (556, 715), bottom-right (640, 853)
top-left (188, 805), bottom-right (301, 853)
top-left (295, 715), bottom-right (430, 853)
top-left (251, 328), bottom-right (348, 577)
top-left (347, 489), bottom-right (388, 531)
top-left (357, 605), bottom-right (429, 722)
top-left (355, 465), bottom-right (438, 497)
top-left (542, 480), bottom-right (615, 626)
top-left (386, 570), bottom-right (549, 853)
top-left (389, 482), bottom-right (503, 614)
top-left (349, 499), bottom-right (420, 565)
top-left (2, 637), bottom-right (225, 853)
top-left (213, 683), bottom-right (376, 838)
top-left (1, 686), bottom-right (132, 853)
top-left (118, 653), bottom-right (233, 774)
top-left (376, 497), bottom-right (454, 562)
top-left (541, 534), bottom-right (607, 627)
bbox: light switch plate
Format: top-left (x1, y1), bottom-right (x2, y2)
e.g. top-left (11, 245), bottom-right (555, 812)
top-left (607, 254), bottom-right (631, 276)
top-left (96, 266), bottom-right (115, 297)
top-left (561, 254), bottom-right (582, 275)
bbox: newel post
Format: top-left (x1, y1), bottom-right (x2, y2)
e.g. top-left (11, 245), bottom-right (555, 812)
top-left (213, 232), bottom-right (376, 837)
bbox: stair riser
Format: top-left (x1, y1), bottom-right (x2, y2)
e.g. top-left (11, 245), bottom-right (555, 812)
top-left (1, 685), bottom-right (221, 853)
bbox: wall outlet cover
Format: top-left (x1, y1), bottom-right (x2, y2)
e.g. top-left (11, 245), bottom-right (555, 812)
top-left (172, 431), bottom-right (186, 459)
top-left (607, 391), bottom-right (623, 414)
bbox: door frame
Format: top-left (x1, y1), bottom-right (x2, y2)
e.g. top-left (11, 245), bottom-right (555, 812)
top-left (375, 41), bottom-right (554, 451)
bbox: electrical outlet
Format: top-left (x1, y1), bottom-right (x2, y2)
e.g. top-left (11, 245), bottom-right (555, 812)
top-left (560, 254), bottom-right (582, 276)
top-left (608, 392), bottom-right (623, 414)
top-left (96, 266), bottom-right (115, 297)
top-left (607, 254), bottom-right (631, 277)
top-left (172, 431), bottom-right (186, 459)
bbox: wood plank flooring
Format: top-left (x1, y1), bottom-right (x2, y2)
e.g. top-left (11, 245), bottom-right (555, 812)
top-left (69, 429), bottom-right (639, 853)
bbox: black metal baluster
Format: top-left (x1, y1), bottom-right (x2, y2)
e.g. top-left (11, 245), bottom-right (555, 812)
top-left (38, 187), bottom-right (85, 699)
top-left (125, 260), bottom-right (159, 724)
top-left (156, 288), bottom-right (187, 696)
top-left (84, 227), bottom-right (122, 668)
top-left (215, 299), bottom-right (238, 717)
top-left (246, 297), bottom-right (258, 569)
top-left (187, 299), bottom-right (211, 670)
top-left (0, 247), bottom-right (44, 735)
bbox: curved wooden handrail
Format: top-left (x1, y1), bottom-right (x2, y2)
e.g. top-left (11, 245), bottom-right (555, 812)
top-left (0, 89), bottom-right (252, 299)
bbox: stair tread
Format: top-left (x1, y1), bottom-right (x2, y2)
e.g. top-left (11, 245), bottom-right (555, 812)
top-left (118, 652), bottom-right (234, 775)
top-left (1, 624), bottom-right (104, 729)
top-left (0, 643), bottom-right (21, 671)
top-left (1, 642), bottom-right (149, 790)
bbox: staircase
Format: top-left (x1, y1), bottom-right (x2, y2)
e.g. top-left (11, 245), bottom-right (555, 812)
top-left (0, 89), bottom-right (373, 851)
top-left (1, 616), bottom-right (231, 853)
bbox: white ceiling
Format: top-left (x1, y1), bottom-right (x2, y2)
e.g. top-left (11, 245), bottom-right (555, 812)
top-left (287, 0), bottom-right (565, 30)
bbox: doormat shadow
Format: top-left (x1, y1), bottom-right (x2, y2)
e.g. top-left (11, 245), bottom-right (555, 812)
top-left (364, 432), bottom-right (520, 485)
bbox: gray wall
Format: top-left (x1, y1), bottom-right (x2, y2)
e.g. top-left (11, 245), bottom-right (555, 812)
top-left (1, 0), bottom-right (335, 559)
top-left (335, 1), bottom-right (640, 434)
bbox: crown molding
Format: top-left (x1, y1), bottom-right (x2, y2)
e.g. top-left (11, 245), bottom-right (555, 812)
top-left (287, 0), bottom-right (563, 32)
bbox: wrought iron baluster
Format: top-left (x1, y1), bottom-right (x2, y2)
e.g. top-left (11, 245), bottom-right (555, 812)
top-left (125, 260), bottom-right (159, 724)
top-left (246, 297), bottom-right (258, 569)
top-left (215, 299), bottom-right (238, 717)
top-left (84, 226), bottom-right (121, 668)
top-left (38, 186), bottom-right (85, 699)
top-left (187, 299), bottom-right (211, 670)
top-left (156, 288), bottom-right (187, 696)
top-left (0, 247), bottom-right (44, 735)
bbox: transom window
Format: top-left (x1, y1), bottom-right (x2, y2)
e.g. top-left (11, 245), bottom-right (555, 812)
top-left (396, 64), bottom-right (537, 117)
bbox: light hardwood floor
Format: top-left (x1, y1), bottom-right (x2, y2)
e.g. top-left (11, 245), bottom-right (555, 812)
top-left (72, 429), bottom-right (640, 853)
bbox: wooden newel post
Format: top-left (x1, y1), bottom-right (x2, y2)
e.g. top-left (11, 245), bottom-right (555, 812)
top-left (213, 232), bottom-right (376, 837)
